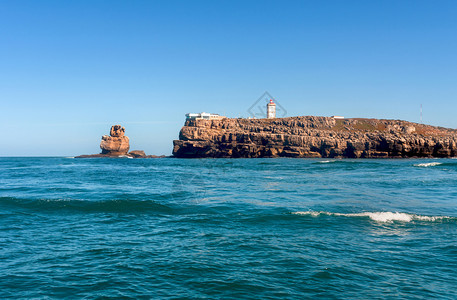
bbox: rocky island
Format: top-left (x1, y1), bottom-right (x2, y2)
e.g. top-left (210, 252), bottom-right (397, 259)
top-left (76, 125), bottom-right (164, 158)
top-left (173, 117), bottom-right (457, 158)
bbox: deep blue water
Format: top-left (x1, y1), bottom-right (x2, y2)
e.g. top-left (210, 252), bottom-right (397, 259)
top-left (1, 157), bottom-right (456, 299)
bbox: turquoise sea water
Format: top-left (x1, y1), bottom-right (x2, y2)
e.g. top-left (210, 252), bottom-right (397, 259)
top-left (1, 157), bottom-right (456, 299)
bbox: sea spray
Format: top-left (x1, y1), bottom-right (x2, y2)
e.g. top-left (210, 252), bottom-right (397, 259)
top-left (415, 162), bottom-right (443, 167)
top-left (292, 211), bottom-right (454, 223)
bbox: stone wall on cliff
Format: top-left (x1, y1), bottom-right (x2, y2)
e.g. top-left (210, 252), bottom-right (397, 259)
top-left (172, 116), bottom-right (457, 158)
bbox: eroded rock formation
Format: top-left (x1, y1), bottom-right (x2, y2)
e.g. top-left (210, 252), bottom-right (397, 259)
top-left (173, 117), bottom-right (457, 158)
top-left (100, 125), bottom-right (130, 155)
top-left (76, 125), bottom-right (165, 158)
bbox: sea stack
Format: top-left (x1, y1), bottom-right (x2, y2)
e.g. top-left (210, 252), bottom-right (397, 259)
top-left (100, 125), bottom-right (130, 156)
top-left (76, 125), bottom-right (166, 158)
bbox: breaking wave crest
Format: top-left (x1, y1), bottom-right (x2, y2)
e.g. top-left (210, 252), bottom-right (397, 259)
top-left (415, 162), bottom-right (442, 167)
top-left (293, 211), bottom-right (455, 223)
top-left (318, 160), bottom-right (334, 163)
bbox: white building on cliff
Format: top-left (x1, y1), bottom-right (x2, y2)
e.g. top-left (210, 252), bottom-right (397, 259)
top-left (267, 99), bottom-right (276, 118)
top-left (186, 112), bottom-right (225, 120)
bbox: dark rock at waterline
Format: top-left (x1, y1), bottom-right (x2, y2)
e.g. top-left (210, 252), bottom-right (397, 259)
top-left (75, 153), bottom-right (167, 158)
top-left (128, 150), bottom-right (147, 158)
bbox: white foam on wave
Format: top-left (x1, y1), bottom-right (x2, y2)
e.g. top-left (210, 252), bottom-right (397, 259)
top-left (415, 162), bottom-right (442, 167)
top-left (319, 160), bottom-right (333, 163)
top-left (293, 211), bottom-right (452, 223)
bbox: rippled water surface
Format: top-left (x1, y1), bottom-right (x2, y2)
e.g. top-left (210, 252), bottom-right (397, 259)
top-left (1, 157), bottom-right (456, 299)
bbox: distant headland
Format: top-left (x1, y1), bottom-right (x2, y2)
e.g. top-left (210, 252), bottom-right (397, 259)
top-left (76, 125), bottom-right (165, 158)
top-left (76, 100), bottom-right (457, 159)
top-left (173, 116), bottom-right (457, 158)
top-left (173, 98), bottom-right (457, 158)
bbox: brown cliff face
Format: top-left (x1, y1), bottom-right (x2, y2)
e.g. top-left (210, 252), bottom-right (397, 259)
top-left (172, 117), bottom-right (457, 158)
top-left (100, 125), bottom-right (130, 155)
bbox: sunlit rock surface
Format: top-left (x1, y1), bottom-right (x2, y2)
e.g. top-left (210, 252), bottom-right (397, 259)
top-left (173, 117), bottom-right (457, 158)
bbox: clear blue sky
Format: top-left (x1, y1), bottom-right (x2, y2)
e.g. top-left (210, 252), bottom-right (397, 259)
top-left (1, 0), bottom-right (457, 156)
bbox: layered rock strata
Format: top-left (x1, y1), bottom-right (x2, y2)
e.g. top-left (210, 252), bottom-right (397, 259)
top-left (173, 117), bottom-right (457, 158)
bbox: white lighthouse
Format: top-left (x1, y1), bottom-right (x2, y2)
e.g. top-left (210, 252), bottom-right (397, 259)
top-left (267, 99), bottom-right (276, 119)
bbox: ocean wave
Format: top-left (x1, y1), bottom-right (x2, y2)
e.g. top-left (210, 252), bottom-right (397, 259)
top-left (414, 162), bottom-right (442, 167)
top-left (0, 196), bottom-right (173, 214)
top-left (313, 160), bottom-right (380, 166)
top-left (318, 160), bottom-right (334, 164)
top-left (292, 211), bottom-right (455, 223)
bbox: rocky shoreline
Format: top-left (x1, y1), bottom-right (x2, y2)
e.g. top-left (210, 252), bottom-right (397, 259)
top-left (75, 153), bottom-right (166, 159)
top-left (172, 116), bottom-right (457, 158)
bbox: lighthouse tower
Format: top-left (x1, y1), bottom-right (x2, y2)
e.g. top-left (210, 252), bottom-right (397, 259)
top-left (267, 99), bottom-right (276, 119)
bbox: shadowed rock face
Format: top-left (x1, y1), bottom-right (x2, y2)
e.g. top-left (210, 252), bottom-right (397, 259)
top-left (172, 117), bottom-right (457, 158)
top-left (100, 125), bottom-right (130, 155)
